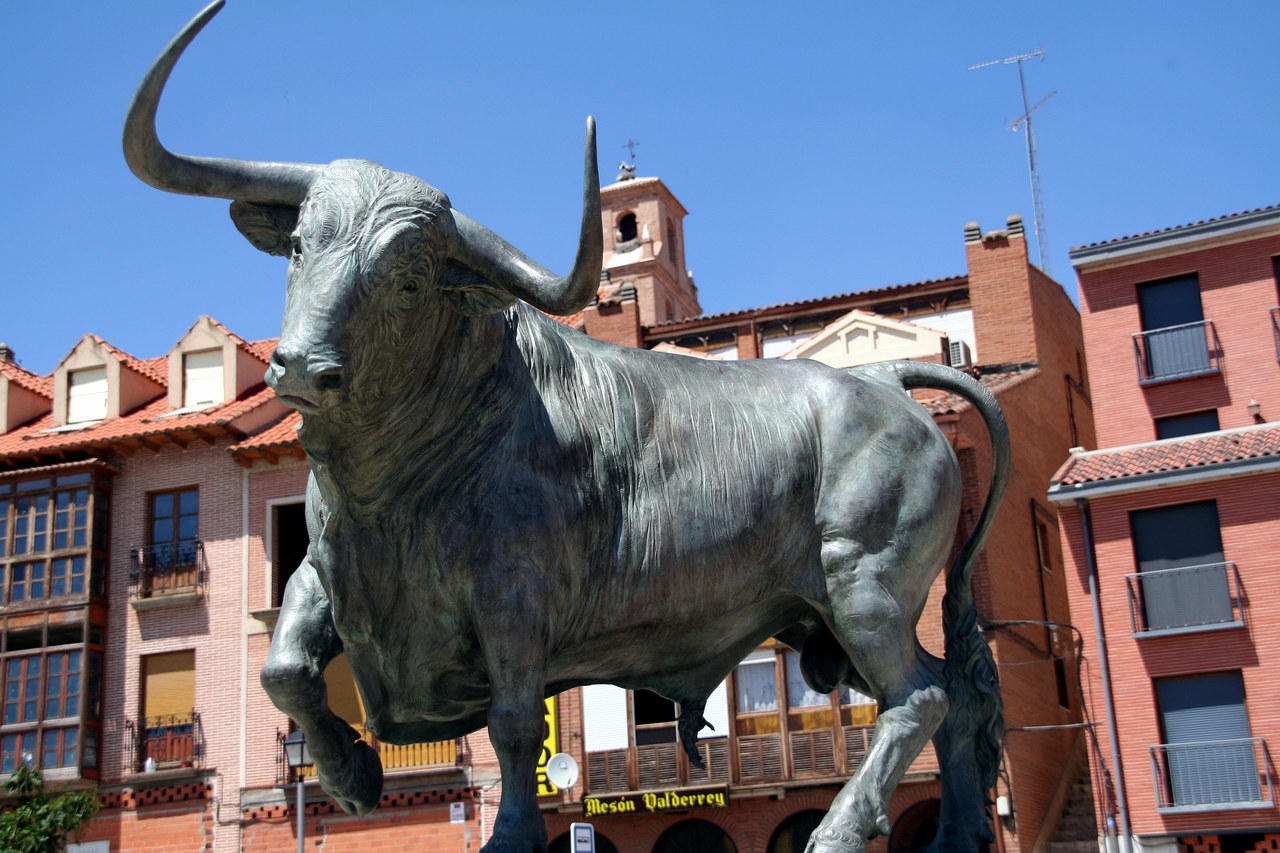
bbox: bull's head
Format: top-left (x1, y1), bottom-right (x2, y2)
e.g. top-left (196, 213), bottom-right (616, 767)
top-left (124, 0), bottom-right (601, 416)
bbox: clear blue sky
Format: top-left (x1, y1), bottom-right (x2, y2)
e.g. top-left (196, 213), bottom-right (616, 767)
top-left (3, 1), bottom-right (1277, 375)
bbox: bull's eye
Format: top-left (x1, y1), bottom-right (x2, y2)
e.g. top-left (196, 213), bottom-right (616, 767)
top-left (290, 236), bottom-right (303, 263)
top-left (402, 281), bottom-right (419, 294)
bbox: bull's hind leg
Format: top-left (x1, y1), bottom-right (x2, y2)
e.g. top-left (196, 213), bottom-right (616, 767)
top-left (260, 559), bottom-right (383, 815)
top-left (806, 541), bottom-right (949, 853)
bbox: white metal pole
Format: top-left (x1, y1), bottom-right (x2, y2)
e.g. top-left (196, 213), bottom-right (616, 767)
top-left (296, 773), bottom-right (305, 853)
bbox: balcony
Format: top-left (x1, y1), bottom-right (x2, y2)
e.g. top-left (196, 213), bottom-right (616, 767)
top-left (1150, 738), bottom-right (1274, 813)
top-left (129, 541), bottom-right (206, 609)
top-left (1125, 562), bottom-right (1243, 637)
top-left (127, 711), bottom-right (204, 773)
top-left (585, 724), bottom-right (875, 794)
top-left (1133, 320), bottom-right (1222, 384)
top-left (275, 726), bottom-right (459, 784)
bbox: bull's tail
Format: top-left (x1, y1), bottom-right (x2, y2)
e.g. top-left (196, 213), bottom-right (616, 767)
top-left (854, 360), bottom-right (1011, 812)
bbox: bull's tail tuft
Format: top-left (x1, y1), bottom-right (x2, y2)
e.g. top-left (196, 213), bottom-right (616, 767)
top-left (853, 360), bottom-right (1011, 811)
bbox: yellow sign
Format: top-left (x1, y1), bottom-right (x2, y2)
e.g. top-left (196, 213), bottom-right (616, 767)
top-left (583, 786), bottom-right (729, 817)
top-left (535, 696), bottom-right (559, 797)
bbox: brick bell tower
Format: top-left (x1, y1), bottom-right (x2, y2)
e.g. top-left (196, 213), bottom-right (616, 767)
top-left (596, 155), bottom-right (702, 327)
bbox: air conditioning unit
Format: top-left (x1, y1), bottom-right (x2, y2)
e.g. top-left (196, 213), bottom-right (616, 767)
top-left (948, 339), bottom-right (973, 369)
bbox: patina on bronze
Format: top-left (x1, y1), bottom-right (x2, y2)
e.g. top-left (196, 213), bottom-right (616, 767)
top-left (125, 4), bottom-right (1011, 851)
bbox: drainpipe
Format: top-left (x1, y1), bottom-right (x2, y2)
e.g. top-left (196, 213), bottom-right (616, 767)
top-left (1077, 499), bottom-right (1134, 853)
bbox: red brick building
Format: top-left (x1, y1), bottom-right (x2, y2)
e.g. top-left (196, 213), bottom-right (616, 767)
top-left (1, 170), bottom-right (1095, 852)
top-left (1049, 204), bottom-right (1280, 853)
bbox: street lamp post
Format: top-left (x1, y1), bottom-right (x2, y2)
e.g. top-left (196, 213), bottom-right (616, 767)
top-left (283, 730), bottom-right (313, 853)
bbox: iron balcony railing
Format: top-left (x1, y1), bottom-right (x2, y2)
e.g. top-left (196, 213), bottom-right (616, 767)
top-left (1133, 320), bottom-right (1222, 384)
top-left (1125, 562), bottom-right (1243, 637)
top-left (274, 726), bottom-right (460, 785)
top-left (127, 711), bottom-right (203, 772)
top-left (1271, 307), bottom-right (1279, 361)
top-left (1151, 738), bottom-right (1274, 813)
top-left (129, 540), bottom-right (206, 599)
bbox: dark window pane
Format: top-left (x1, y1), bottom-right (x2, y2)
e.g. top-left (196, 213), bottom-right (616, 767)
top-left (153, 493), bottom-right (174, 518)
top-left (179, 490), bottom-right (198, 515)
top-left (1139, 275), bottom-right (1204, 331)
top-left (1156, 410), bottom-right (1220, 440)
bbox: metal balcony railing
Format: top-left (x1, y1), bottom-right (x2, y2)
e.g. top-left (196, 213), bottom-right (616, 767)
top-left (129, 540), bottom-right (206, 599)
top-left (1133, 320), bottom-right (1222, 384)
top-left (1151, 738), bottom-right (1273, 812)
top-left (1271, 307), bottom-right (1280, 362)
top-left (127, 711), bottom-right (203, 772)
top-left (1125, 562), bottom-right (1242, 637)
top-left (275, 726), bottom-right (459, 785)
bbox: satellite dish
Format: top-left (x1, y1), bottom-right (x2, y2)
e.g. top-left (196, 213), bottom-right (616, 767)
top-left (546, 752), bottom-right (579, 789)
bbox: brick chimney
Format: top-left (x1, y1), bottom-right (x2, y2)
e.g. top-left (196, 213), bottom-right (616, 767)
top-left (965, 215), bottom-right (1041, 365)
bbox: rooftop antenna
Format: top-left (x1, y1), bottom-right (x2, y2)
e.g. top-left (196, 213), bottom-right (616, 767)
top-left (969, 48), bottom-right (1057, 276)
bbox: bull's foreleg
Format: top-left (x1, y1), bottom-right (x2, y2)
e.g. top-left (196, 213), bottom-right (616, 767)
top-left (477, 608), bottom-right (551, 852)
top-left (260, 558), bottom-right (383, 815)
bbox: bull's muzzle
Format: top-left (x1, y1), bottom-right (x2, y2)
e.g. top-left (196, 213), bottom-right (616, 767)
top-left (266, 344), bottom-right (344, 412)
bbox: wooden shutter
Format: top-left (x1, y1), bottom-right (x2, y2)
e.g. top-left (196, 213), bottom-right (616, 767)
top-left (323, 655), bottom-right (365, 726)
top-left (143, 651), bottom-right (195, 719)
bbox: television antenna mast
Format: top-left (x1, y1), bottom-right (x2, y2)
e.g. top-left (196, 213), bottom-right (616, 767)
top-left (969, 48), bottom-right (1057, 276)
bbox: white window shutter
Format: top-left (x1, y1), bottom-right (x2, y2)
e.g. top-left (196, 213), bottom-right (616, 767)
top-left (184, 349), bottom-right (224, 407)
top-left (68, 367), bottom-right (107, 423)
top-left (701, 680), bottom-right (729, 739)
top-left (582, 684), bottom-right (629, 752)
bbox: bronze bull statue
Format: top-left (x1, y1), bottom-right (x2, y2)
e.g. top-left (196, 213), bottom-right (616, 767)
top-left (125, 4), bottom-right (1010, 850)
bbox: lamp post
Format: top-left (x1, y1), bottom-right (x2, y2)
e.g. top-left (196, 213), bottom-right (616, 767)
top-left (283, 730), bottom-right (313, 853)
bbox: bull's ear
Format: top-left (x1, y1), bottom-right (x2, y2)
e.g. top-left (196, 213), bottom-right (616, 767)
top-left (229, 201), bottom-right (299, 257)
top-left (440, 259), bottom-right (517, 316)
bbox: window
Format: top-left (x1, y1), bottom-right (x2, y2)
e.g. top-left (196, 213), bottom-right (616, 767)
top-left (272, 501), bottom-right (308, 608)
top-left (138, 650), bottom-right (197, 769)
top-left (0, 473), bottom-right (102, 607)
top-left (1154, 672), bottom-right (1267, 809)
top-left (1156, 409), bottom-right (1220, 440)
top-left (1130, 501), bottom-right (1231, 632)
top-left (182, 349), bottom-right (224, 408)
top-left (137, 488), bottom-right (201, 596)
top-left (617, 213), bottom-right (638, 244)
top-left (767, 810), bottom-right (827, 853)
top-left (67, 367), bottom-right (107, 424)
top-left (1136, 274), bottom-right (1215, 380)
top-left (0, 622), bottom-right (103, 777)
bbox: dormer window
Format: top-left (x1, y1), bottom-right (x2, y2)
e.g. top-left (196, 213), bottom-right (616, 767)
top-left (183, 349), bottom-right (224, 408)
top-left (66, 367), bottom-right (107, 424)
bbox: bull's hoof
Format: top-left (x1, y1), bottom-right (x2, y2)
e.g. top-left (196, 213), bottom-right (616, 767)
top-left (804, 826), bottom-right (867, 853)
top-left (321, 738), bottom-right (384, 816)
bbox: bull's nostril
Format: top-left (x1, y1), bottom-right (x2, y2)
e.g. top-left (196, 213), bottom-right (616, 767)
top-left (316, 371), bottom-right (343, 393)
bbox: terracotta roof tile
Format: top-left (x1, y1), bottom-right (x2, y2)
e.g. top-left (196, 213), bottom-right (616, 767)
top-left (1071, 203), bottom-right (1280, 252)
top-left (92, 336), bottom-right (167, 386)
top-left (229, 411), bottom-right (301, 453)
top-left (920, 367), bottom-right (1040, 415)
top-left (1051, 424), bottom-right (1280, 487)
top-left (0, 360), bottom-right (52, 398)
top-left (246, 338), bottom-right (278, 363)
top-left (0, 385), bottom-right (278, 460)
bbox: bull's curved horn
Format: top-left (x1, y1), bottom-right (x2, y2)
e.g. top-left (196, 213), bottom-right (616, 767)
top-left (123, 0), bottom-right (322, 205)
top-left (451, 117), bottom-right (602, 316)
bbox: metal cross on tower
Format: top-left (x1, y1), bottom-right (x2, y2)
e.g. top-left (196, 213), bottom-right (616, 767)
top-left (970, 48), bottom-right (1057, 276)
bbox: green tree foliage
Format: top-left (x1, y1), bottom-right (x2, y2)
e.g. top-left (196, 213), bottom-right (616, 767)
top-left (0, 764), bottom-right (99, 853)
